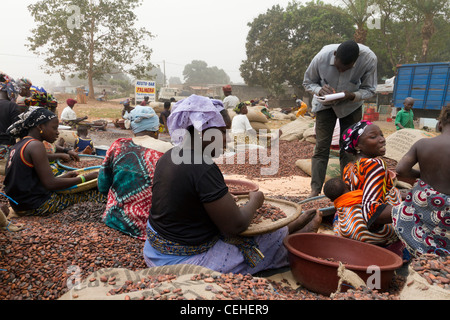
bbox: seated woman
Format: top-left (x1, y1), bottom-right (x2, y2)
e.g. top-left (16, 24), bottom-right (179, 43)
top-left (393, 105), bottom-right (450, 257)
top-left (4, 108), bottom-right (105, 216)
top-left (329, 121), bottom-right (406, 259)
top-left (231, 102), bottom-right (280, 149)
top-left (97, 105), bottom-right (173, 240)
top-left (143, 94), bottom-right (322, 275)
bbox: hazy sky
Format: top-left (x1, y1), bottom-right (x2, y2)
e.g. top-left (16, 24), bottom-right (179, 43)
top-left (1, 0), bottom-right (337, 89)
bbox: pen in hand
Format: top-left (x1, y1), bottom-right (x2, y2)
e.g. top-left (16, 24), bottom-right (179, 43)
top-left (321, 79), bottom-right (336, 95)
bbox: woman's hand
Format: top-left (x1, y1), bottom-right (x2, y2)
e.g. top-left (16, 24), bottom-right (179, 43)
top-left (248, 191), bottom-right (264, 209)
top-left (58, 153), bottom-right (71, 162)
top-left (59, 171), bottom-right (79, 179)
top-left (83, 171), bottom-right (99, 181)
top-left (67, 150), bottom-right (80, 161)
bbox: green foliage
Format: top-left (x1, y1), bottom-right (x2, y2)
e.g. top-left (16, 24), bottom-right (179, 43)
top-left (182, 60), bottom-right (230, 85)
top-left (27, 0), bottom-right (153, 97)
top-left (240, 1), bottom-right (355, 97)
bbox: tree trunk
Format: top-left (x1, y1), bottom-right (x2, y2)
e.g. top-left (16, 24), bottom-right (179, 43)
top-left (420, 16), bottom-right (435, 63)
top-left (88, 15), bottom-right (95, 99)
top-left (354, 24), bottom-right (368, 44)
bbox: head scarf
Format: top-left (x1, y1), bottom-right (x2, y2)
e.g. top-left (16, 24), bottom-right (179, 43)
top-left (15, 78), bottom-right (32, 93)
top-left (342, 120), bottom-right (372, 154)
top-left (129, 105), bottom-right (160, 133)
top-left (66, 98), bottom-right (77, 107)
top-left (0, 72), bottom-right (18, 100)
top-left (233, 102), bottom-right (246, 114)
top-left (168, 94), bottom-right (226, 146)
top-left (7, 107), bottom-right (57, 138)
top-left (28, 86), bottom-right (57, 109)
top-left (222, 85), bottom-right (232, 93)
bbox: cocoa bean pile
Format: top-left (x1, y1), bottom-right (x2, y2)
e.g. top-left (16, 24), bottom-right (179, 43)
top-left (61, 158), bottom-right (104, 169)
top-left (250, 203), bottom-right (287, 224)
top-left (409, 254), bottom-right (450, 289)
top-left (218, 140), bottom-right (314, 178)
top-left (0, 211), bottom-right (147, 300)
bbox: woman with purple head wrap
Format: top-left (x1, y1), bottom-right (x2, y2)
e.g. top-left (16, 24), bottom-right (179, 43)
top-left (143, 95), bottom-right (322, 275)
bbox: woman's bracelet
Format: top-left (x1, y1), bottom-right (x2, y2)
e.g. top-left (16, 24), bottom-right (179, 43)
top-left (80, 175), bottom-right (86, 184)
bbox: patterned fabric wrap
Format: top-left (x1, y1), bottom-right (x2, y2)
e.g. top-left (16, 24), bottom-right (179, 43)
top-left (146, 226), bottom-right (265, 268)
top-left (97, 138), bottom-right (164, 241)
top-left (342, 120), bottom-right (372, 154)
top-left (21, 189), bottom-right (106, 216)
top-left (392, 179), bottom-right (450, 257)
top-left (333, 202), bottom-right (398, 245)
top-left (343, 157), bottom-right (401, 226)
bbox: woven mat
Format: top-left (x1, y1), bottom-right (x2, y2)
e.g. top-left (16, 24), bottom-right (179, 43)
top-left (56, 168), bottom-right (100, 194)
top-left (237, 196), bottom-right (302, 236)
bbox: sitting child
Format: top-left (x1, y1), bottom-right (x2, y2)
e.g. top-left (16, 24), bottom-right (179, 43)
top-left (74, 125), bottom-right (94, 154)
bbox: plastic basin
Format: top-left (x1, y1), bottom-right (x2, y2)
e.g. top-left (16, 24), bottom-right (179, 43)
top-left (283, 233), bottom-right (402, 296)
top-left (225, 179), bottom-right (259, 195)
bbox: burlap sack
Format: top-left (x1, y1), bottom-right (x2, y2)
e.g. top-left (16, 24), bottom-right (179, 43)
top-left (295, 158), bottom-right (340, 181)
top-left (58, 130), bottom-right (78, 145)
top-left (250, 121), bottom-right (270, 132)
top-left (398, 266), bottom-right (450, 300)
top-left (58, 264), bottom-right (280, 300)
top-left (149, 102), bottom-right (164, 114)
top-left (279, 117), bottom-right (315, 141)
top-left (385, 129), bottom-right (437, 170)
top-left (246, 106), bottom-right (268, 123)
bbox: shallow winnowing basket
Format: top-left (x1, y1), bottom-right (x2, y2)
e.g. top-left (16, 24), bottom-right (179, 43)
top-left (236, 195), bottom-right (302, 236)
top-left (56, 168), bottom-right (100, 194)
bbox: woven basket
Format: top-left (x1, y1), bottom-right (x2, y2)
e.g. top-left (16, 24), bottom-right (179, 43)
top-left (237, 196), bottom-right (302, 236)
top-left (56, 168), bottom-right (100, 194)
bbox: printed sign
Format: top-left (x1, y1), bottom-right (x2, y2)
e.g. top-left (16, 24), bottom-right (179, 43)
top-left (135, 80), bottom-right (156, 104)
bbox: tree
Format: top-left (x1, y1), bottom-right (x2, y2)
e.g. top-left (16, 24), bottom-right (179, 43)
top-left (341, 0), bottom-right (375, 43)
top-left (27, 0), bottom-right (153, 99)
top-left (183, 60), bottom-right (230, 85)
top-left (406, 0), bottom-right (449, 62)
top-left (240, 1), bottom-right (355, 96)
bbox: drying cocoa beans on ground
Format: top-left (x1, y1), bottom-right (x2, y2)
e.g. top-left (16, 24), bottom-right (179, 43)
top-left (218, 140), bottom-right (314, 179)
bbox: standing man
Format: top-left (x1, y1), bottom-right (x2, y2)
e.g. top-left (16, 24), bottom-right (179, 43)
top-left (303, 40), bottom-right (378, 197)
top-left (222, 85), bottom-right (240, 110)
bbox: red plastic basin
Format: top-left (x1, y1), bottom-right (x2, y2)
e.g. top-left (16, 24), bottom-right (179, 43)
top-left (225, 179), bottom-right (259, 195)
top-left (283, 233), bottom-right (403, 296)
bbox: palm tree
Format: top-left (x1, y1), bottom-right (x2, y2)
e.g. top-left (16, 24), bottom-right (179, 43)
top-left (341, 0), bottom-right (375, 43)
top-left (408, 0), bottom-right (449, 62)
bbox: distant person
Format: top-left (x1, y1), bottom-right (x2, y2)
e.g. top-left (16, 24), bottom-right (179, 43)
top-left (395, 97), bottom-right (415, 130)
top-left (60, 99), bottom-right (87, 127)
top-left (140, 96), bottom-right (150, 106)
top-left (159, 101), bottom-right (171, 134)
top-left (303, 40), bottom-right (377, 197)
top-left (222, 85), bottom-right (240, 110)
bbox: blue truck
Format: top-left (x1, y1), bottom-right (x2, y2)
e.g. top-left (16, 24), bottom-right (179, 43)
top-left (393, 62), bottom-right (450, 119)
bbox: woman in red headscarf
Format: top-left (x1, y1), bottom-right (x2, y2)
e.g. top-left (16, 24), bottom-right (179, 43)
top-left (60, 98), bottom-right (88, 127)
